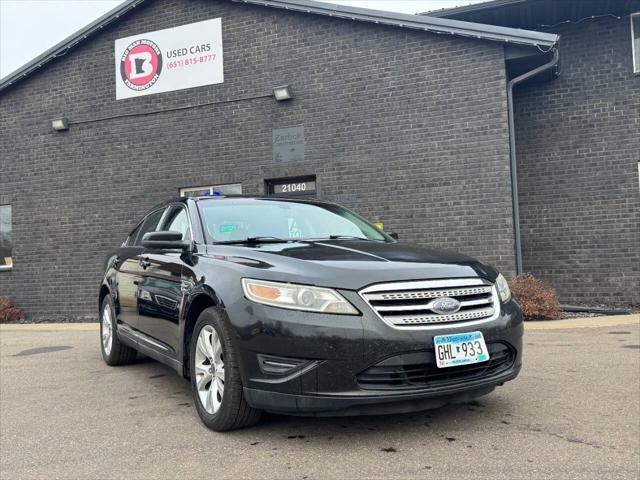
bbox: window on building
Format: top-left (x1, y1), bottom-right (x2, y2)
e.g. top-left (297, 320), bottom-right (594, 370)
top-left (0, 205), bottom-right (12, 270)
top-left (180, 183), bottom-right (242, 197)
top-left (633, 13), bottom-right (640, 73)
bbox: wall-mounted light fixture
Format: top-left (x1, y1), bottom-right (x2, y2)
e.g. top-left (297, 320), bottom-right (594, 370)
top-left (273, 85), bottom-right (293, 101)
top-left (51, 118), bottom-right (69, 131)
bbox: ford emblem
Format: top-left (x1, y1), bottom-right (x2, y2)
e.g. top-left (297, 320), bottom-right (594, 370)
top-left (431, 297), bottom-right (461, 315)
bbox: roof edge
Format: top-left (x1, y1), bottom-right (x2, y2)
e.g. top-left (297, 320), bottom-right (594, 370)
top-left (0, 0), bottom-right (149, 93)
top-left (233, 0), bottom-right (558, 46)
top-left (1, 0), bottom-right (558, 95)
top-left (425, 0), bottom-right (528, 18)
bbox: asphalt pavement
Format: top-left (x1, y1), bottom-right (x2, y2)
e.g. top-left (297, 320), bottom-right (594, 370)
top-left (1, 316), bottom-right (639, 480)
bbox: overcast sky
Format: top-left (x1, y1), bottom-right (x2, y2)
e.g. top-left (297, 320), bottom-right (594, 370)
top-left (0, 0), bottom-right (487, 78)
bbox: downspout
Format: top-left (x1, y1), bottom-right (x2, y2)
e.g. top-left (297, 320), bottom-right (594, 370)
top-left (506, 47), bottom-right (559, 276)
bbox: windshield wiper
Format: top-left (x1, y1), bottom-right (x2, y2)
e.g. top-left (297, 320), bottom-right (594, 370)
top-left (213, 237), bottom-right (299, 245)
top-left (306, 235), bottom-right (373, 241)
top-left (329, 235), bottom-right (370, 240)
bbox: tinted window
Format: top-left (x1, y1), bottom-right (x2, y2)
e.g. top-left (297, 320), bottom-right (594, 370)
top-left (0, 205), bottom-right (12, 270)
top-left (634, 14), bottom-right (640, 73)
top-left (162, 206), bottom-right (191, 241)
top-left (126, 222), bottom-right (143, 247)
top-left (197, 199), bottom-right (386, 242)
top-left (132, 209), bottom-right (166, 246)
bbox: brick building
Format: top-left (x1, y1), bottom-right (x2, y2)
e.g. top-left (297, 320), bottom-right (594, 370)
top-left (430, 0), bottom-right (639, 307)
top-left (0, 0), bottom-right (637, 321)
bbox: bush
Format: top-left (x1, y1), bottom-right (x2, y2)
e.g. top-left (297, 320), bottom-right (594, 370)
top-left (508, 274), bottom-right (561, 321)
top-left (0, 297), bottom-right (25, 323)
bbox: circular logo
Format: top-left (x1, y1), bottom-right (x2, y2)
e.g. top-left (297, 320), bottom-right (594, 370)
top-left (120, 39), bottom-right (163, 91)
top-left (431, 297), bottom-right (462, 315)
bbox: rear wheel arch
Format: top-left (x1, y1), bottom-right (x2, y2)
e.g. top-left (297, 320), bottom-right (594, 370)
top-left (100, 294), bottom-right (137, 365)
top-left (98, 284), bottom-right (111, 316)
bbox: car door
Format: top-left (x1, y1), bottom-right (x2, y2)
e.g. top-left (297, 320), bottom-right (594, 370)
top-left (136, 204), bottom-right (191, 354)
top-left (115, 208), bottom-right (167, 334)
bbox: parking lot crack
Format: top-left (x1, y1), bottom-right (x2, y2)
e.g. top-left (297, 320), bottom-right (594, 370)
top-left (518, 423), bottom-right (618, 451)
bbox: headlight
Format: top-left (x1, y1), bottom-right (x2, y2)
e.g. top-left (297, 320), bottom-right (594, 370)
top-left (241, 279), bottom-right (359, 315)
top-left (495, 273), bottom-right (512, 303)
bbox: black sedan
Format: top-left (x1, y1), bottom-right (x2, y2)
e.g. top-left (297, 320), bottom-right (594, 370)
top-left (99, 196), bottom-right (523, 431)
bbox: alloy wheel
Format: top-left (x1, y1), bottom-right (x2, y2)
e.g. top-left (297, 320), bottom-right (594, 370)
top-left (194, 325), bottom-right (225, 414)
top-left (101, 305), bottom-right (113, 355)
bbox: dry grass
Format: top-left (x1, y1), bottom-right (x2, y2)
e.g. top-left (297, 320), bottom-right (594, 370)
top-left (0, 297), bottom-right (25, 323)
top-left (509, 274), bottom-right (561, 321)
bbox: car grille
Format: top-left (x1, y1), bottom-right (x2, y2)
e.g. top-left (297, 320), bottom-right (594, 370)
top-left (356, 342), bottom-right (515, 390)
top-left (155, 295), bottom-right (178, 310)
top-left (359, 278), bottom-right (498, 328)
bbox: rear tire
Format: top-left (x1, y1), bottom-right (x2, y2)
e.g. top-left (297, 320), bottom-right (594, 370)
top-left (189, 307), bottom-right (262, 431)
top-left (100, 295), bottom-right (137, 366)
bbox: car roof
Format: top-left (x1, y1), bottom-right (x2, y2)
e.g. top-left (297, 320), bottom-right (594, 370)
top-left (150, 195), bottom-right (336, 211)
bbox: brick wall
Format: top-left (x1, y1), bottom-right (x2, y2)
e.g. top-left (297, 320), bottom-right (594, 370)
top-left (0, 0), bottom-right (515, 320)
top-left (514, 17), bottom-right (640, 306)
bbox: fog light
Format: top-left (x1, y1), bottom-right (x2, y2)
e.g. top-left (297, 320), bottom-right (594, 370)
top-left (257, 354), bottom-right (310, 375)
top-left (51, 118), bottom-right (69, 131)
top-left (273, 85), bottom-right (293, 101)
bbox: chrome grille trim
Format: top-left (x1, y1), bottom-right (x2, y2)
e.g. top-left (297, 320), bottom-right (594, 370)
top-left (359, 278), bottom-right (500, 330)
top-left (361, 278), bottom-right (487, 292)
top-left (374, 296), bottom-right (493, 312)
top-left (365, 286), bottom-right (492, 301)
top-left (385, 307), bottom-right (495, 325)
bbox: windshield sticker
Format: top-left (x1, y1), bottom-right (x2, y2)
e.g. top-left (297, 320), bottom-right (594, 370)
top-left (219, 224), bottom-right (237, 233)
top-left (287, 218), bottom-right (303, 238)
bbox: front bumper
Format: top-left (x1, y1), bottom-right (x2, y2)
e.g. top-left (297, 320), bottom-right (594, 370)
top-left (226, 290), bottom-right (523, 415)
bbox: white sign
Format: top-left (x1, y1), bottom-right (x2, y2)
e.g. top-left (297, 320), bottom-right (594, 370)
top-left (114, 18), bottom-right (223, 100)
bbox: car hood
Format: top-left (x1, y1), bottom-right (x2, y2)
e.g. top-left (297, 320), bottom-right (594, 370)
top-left (205, 240), bottom-right (498, 290)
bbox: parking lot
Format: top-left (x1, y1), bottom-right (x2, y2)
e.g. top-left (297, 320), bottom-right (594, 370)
top-left (1, 317), bottom-right (639, 480)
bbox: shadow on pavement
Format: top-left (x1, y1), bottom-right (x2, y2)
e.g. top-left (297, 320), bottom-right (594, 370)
top-left (122, 351), bottom-right (518, 447)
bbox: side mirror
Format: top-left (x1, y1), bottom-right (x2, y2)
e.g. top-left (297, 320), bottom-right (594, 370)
top-left (142, 231), bottom-right (191, 251)
top-left (386, 231), bottom-right (399, 240)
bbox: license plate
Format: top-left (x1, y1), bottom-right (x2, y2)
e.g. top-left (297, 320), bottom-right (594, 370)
top-left (434, 331), bottom-right (490, 368)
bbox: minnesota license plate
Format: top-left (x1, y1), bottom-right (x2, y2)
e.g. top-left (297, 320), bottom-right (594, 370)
top-left (434, 331), bottom-right (490, 369)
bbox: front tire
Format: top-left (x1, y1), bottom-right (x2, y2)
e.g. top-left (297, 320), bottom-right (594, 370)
top-left (189, 307), bottom-right (261, 431)
top-left (100, 295), bottom-right (137, 366)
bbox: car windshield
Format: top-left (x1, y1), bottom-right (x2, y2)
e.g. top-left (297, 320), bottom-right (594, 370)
top-left (197, 199), bottom-right (387, 243)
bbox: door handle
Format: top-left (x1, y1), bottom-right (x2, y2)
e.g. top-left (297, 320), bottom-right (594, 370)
top-left (139, 257), bottom-right (151, 269)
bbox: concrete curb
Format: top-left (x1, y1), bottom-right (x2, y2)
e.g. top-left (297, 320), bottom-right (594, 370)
top-left (1, 314), bottom-right (638, 332)
top-left (524, 313), bottom-right (640, 330)
top-left (0, 323), bottom-right (99, 331)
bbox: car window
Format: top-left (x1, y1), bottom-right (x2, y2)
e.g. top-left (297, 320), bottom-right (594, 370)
top-left (126, 222), bottom-right (143, 246)
top-left (132, 208), bottom-right (166, 246)
top-left (162, 206), bottom-right (191, 241)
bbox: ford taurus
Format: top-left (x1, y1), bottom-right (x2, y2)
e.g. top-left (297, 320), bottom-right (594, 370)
top-left (98, 196), bottom-right (522, 431)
